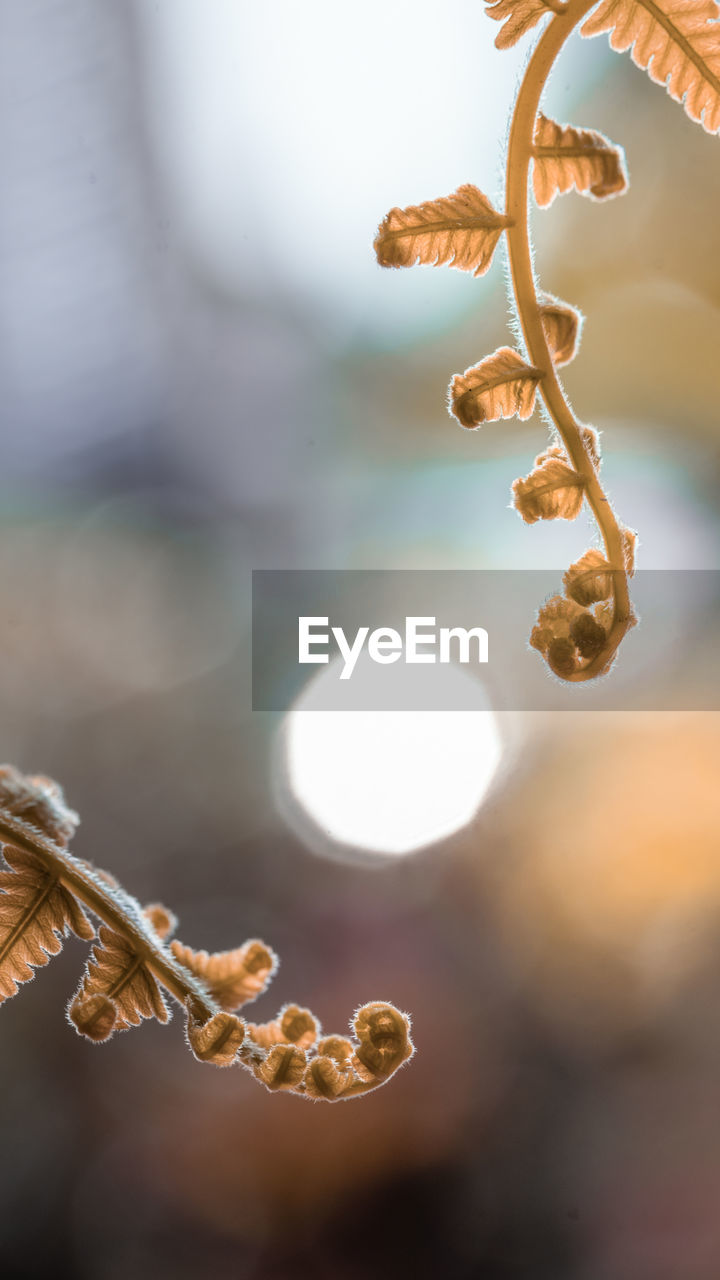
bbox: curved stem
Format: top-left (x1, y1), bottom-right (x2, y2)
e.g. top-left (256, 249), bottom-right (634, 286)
top-left (506, 0), bottom-right (633, 679)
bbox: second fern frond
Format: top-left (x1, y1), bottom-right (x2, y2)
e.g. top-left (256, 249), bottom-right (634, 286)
top-left (375, 0), bottom-right (719, 680)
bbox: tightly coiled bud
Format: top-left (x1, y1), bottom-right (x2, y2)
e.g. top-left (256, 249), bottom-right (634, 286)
top-left (531, 594), bottom-right (611, 678)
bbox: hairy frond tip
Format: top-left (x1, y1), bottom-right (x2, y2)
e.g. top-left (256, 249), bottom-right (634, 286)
top-left (485, 0), bottom-right (568, 49)
top-left (0, 768), bottom-right (415, 1100)
top-left (70, 924), bottom-right (171, 1039)
top-left (304, 1054), bottom-right (357, 1100)
top-left (254, 1043), bottom-right (309, 1092)
top-left (581, 0), bottom-right (720, 134)
top-left (530, 594), bottom-right (616, 678)
top-left (512, 453), bottom-right (585, 523)
top-left (245, 1001), bottom-right (414, 1101)
top-left (247, 1003), bottom-right (319, 1050)
top-left (68, 992), bottom-right (117, 1043)
top-left (0, 845), bottom-right (94, 1002)
top-left (539, 293), bottom-right (583, 366)
top-left (185, 1000), bottom-right (247, 1066)
top-left (374, 185), bottom-right (510, 277)
top-left (353, 1002), bottom-right (414, 1080)
top-left (170, 939), bottom-right (278, 1012)
top-left (143, 902), bottom-right (178, 941)
top-left (532, 115), bottom-right (628, 207)
top-left (302, 1002), bottom-right (415, 1102)
top-left (563, 548), bottom-right (624, 606)
top-left (375, 0), bottom-right (654, 684)
top-left (449, 347), bottom-right (542, 428)
top-left (0, 765), bottom-right (79, 846)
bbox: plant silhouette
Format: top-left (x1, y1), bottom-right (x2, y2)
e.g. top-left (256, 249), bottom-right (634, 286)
top-left (0, 767), bottom-right (414, 1100)
top-left (376, 0), bottom-right (720, 680)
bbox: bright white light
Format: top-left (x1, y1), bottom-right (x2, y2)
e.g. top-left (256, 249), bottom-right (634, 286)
top-left (280, 661), bottom-right (503, 857)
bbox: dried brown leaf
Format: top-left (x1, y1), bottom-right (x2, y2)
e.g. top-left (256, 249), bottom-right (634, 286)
top-left (247, 1003), bottom-right (319, 1051)
top-left (582, 0), bottom-right (720, 133)
top-left (0, 845), bottom-right (94, 1002)
top-left (485, 0), bottom-right (567, 49)
top-left (449, 347), bottom-right (542, 428)
top-left (512, 456), bottom-right (585, 523)
top-left (185, 1000), bottom-right (246, 1066)
top-left (374, 185), bottom-right (510, 277)
top-left (303, 1055), bottom-right (356, 1101)
top-left (0, 766), bottom-right (79, 846)
top-left (68, 993), bottom-right (117, 1043)
top-left (248, 1004), bottom-right (416, 1101)
top-left (317, 1034), bottom-right (355, 1063)
top-left (253, 1043), bottom-right (308, 1092)
top-left (352, 1003), bottom-right (414, 1082)
top-left (170, 938), bottom-right (277, 1012)
top-left (564, 549), bottom-right (615, 605)
top-left (539, 293), bottom-right (583, 365)
top-left (70, 924), bottom-right (169, 1039)
top-left (0, 767), bottom-right (415, 1102)
top-left (532, 113), bottom-right (628, 207)
top-left (531, 595), bottom-right (610, 674)
top-left (143, 903), bottom-right (177, 941)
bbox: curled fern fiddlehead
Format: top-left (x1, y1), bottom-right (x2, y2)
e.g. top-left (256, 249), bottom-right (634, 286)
top-left (0, 766), bottom-right (414, 1101)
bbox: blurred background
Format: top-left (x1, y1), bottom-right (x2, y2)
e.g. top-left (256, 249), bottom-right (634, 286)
top-left (1, 1), bottom-right (720, 1277)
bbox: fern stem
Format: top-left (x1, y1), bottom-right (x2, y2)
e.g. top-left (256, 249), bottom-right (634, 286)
top-left (505, 0), bottom-right (633, 679)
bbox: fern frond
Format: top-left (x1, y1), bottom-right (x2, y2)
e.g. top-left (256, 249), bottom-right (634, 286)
top-left (539, 292), bottom-right (583, 365)
top-left (0, 844), bottom-right (94, 1001)
top-left (170, 939), bottom-right (277, 1012)
top-left (185, 1001), bottom-right (247, 1066)
top-left (449, 347), bottom-right (542, 427)
top-left (512, 454), bottom-right (586, 523)
top-left (0, 768), bottom-right (414, 1101)
top-left (0, 765), bottom-right (78, 846)
top-left (582, 0), bottom-right (720, 133)
top-left (246, 1003), bottom-right (319, 1050)
top-left (142, 903), bottom-right (177, 941)
top-left (247, 1001), bottom-right (415, 1102)
top-left (485, 0), bottom-right (568, 49)
top-left (532, 114), bottom-right (629, 206)
top-left (563, 549), bottom-right (616, 604)
top-left (69, 924), bottom-right (171, 1040)
top-left (374, 185), bottom-right (510, 276)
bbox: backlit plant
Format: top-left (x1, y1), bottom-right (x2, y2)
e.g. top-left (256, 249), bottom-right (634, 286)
top-left (375, 0), bottom-right (720, 680)
top-left (0, 766), bottom-right (413, 1100)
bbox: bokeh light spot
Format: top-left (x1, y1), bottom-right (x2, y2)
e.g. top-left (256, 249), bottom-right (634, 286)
top-left (280, 662), bottom-right (503, 857)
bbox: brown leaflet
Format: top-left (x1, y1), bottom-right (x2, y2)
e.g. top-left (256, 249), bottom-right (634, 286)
top-left (374, 185), bottom-right (510, 277)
